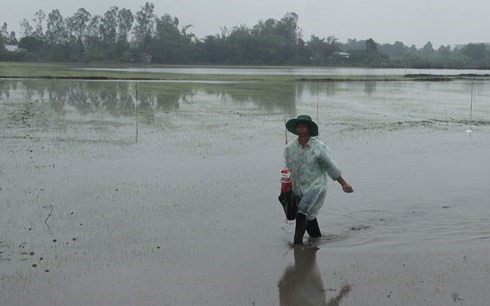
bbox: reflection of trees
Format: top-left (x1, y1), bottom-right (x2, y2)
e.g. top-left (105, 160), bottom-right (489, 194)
top-left (1, 79), bottom-right (303, 119)
top-left (364, 81), bottom-right (376, 95)
top-left (192, 82), bottom-right (297, 114)
top-left (298, 81), bottom-right (338, 98)
top-left (0, 80), bottom-right (13, 99)
top-left (1, 80), bottom-right (184, 117)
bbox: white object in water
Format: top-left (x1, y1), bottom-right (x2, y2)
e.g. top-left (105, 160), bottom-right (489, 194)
top-left (465, 129), bottom-right (473, 134)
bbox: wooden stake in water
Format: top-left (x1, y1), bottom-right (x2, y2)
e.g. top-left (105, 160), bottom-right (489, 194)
top-left (466, 81), bottom-right (474, 135)
top-left (316, 94), bottom-right (319, 123)
top-left (284, 117), bottom-right (288, 145)
top-left (316, 82), bottom-right (320, 123)
top-left (470, 81), bottom-right (474, 124)
top-left (135, 84), bottom-right (139, 143)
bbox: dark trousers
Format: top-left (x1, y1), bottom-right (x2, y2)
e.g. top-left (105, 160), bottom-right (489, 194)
top-left (306, 218), bottom-right (321, 238)
top-left (294, 213), bottom-right (322, 245)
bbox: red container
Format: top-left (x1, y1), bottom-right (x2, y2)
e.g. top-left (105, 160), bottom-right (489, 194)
top-left (280, 168), bottom-right (292, 192)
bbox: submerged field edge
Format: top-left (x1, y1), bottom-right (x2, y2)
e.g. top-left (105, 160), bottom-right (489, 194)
top-left (2, 74), bottom-right (490, 82)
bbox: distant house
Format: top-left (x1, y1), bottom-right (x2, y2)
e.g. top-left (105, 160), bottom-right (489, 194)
top-left (5, 44), bottom-right (18, 52)
top-left (4, 44), bottom-right (26, 52)
top-left (334, 52), bottom-right (350, 58)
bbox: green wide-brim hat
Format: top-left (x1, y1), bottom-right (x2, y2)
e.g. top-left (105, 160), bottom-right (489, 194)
top-left (286, 115), bottom-right (319, 136)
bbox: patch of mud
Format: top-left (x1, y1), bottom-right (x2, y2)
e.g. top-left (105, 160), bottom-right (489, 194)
top-left (350, 225), bottom-right (371, 231)
top-left (7, 101), bottom-right (36, 128)
top-left (337, 118), bottom-right (490, 133)
top-left (405, 73), bottom-right (490, 81)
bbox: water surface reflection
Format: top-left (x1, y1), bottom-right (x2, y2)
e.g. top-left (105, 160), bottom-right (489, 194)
top-left (2, 75), bottom-right (490, 306)
top-left (0, 79), bottom-right (298, 117)
top-left (1, 78), bottom-right (489, 131)
top-left (278, 247), bottom-right (351, 306)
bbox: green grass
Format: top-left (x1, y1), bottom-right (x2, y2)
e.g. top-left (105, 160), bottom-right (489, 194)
top-left (0, 61), bottom-right (409, 82)
top-left (5, 61), bottom-right (487, 82)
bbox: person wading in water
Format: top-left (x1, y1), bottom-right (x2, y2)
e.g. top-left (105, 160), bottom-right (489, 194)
top-left (284, 115), bottom-right (354, 245)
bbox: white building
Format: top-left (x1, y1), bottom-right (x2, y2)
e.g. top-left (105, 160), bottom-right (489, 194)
top-left (4, 44), bottom-right (25, 52)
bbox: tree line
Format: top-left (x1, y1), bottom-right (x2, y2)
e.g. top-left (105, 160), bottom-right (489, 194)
top-left (1, 3), bottom-right (489, 69)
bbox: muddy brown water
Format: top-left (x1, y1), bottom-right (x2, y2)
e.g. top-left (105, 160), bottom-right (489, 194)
top-left (1, 78), bottom-right (490, 305)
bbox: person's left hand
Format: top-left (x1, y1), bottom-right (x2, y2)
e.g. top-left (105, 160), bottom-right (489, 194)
top-left (342, 184), bottom-right (354, 193)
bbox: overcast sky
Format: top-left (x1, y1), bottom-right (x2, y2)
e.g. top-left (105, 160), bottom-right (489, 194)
top-left (2, 0), bottom-right (489, 48)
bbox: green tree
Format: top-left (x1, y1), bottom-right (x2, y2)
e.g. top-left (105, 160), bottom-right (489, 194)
top-left (114, 8), bottom-right (134, 62)
top-left (306, 35), bottom-right (340, 64)
top-left (133, 2), bottom-right (155, 53)
top-left (18, 36), bottom-right (45, 53)
top-left (85, 15), bottom-right (102, 42)
top-left (0, 22), bottom-right (15, 44)
top-left (248, 12), bottom-right (302, 64)
top-left (430, 45), bottom-right (452, 68)
top-left (0, 32), bottom-right (5, 57)
top-left (342, 39), bottom-right (365, 51)
top-left (62, 8), bottom-right (91, 61)
top-left (422, 41), bottom-right (434, 59)
top-left (8, 31), bottom-right (17, 44)
top-left (366, 38), bottom-right (378, 54)
top-left (226, 25), bottom-right (255, 64)
top-left (198, 34), bottom-right (226, 63)
top-left (151, 14), bottom-right (180, 62)
top-left (67, 8), bottom-right (91, 43)
top-left (117, 8), bottom-right (134, 43)
top-left (84, 15), bottom-right (106, 61)
top-left (461, 43), bottom-right (488, 67)
top-left (46, 9), bottom-right (66, 44)
top-left (33, 10), bottom-right (46, 39)
top-left (0, 23), bottom-right (7, 39)
top-left (20, 18), bottom-right (33, 37)
top-left (101, 6), bottom-right (119, 44)
top-left (378, 41), bottom-right (408, 58)
top-left (276, 12), bottom-right (300, 62)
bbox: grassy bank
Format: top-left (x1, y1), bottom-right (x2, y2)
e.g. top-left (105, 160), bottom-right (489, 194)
top-left (1, 61), bottom-right (489, 82)
top-left (0, 61), bottom-right (407, 82)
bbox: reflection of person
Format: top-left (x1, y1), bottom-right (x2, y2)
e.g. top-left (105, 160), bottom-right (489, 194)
top-left (284, 115), bottom-right (354, 245)
top-left (278, 247), bottom-right (351, 306)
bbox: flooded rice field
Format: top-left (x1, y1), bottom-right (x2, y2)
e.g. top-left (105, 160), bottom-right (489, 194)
top-left (1, 78), bottom-right (490, 305)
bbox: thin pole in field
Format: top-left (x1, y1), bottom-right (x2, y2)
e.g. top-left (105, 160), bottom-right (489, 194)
top-left (284, 117), bottom-right (288, 145)
top-left (466, 81), bottom-right (474, 136)
top-left (135, 83), bottom-right (139, 143)
top-left (470, 81), bottom-right (474, 124)
top-left (316, 82), bottom-right (320, 122)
